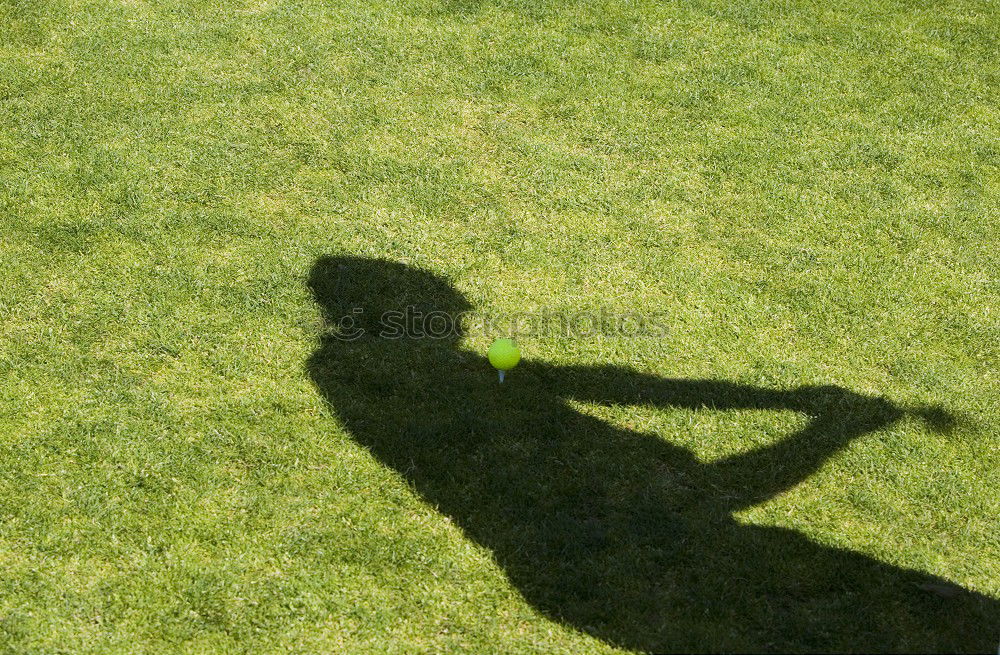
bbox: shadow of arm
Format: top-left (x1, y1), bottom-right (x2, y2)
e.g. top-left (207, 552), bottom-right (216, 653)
top-left (526, 362), bottom-right (802, 412)
top-left (528, 362), bottom-right (907, 510)
top-left (709, 388), bottom-right (904, 510)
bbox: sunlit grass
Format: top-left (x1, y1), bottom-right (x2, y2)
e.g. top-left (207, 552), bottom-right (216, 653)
top-left (1, 0), bottom-right (998, 652)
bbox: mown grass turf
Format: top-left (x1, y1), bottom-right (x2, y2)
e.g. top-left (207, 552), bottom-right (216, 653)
top-left (1, 0), bottom-right (999, 652)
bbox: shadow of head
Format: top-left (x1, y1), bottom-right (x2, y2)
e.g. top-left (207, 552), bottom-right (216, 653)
top-left (308, 256), bottom-right (472, 342)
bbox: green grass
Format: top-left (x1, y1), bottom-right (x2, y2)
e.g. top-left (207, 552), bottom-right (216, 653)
top-left (1, 0), bottom-right (999, 652)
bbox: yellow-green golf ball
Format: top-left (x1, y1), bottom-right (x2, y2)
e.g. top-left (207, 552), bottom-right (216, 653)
top-left (488, 338), bottom-right (521, 371)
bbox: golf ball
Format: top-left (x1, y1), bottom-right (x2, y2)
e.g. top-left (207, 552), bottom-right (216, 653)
top-left (488, 338), bottom-right (521, 371)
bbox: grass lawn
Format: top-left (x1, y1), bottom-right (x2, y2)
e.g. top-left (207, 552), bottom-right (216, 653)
top-left (2, 0), bottom-right (999, 652)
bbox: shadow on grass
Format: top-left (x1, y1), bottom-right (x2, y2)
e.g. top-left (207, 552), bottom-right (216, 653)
top-left (306, 256), bottom-right (998, 653)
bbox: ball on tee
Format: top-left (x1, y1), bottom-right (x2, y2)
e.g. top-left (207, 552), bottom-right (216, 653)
top-left (488, 338), bottom-right (521, 371)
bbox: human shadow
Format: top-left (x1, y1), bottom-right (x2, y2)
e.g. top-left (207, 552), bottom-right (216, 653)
top-left (306, 255), bottom-right (998, 653)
